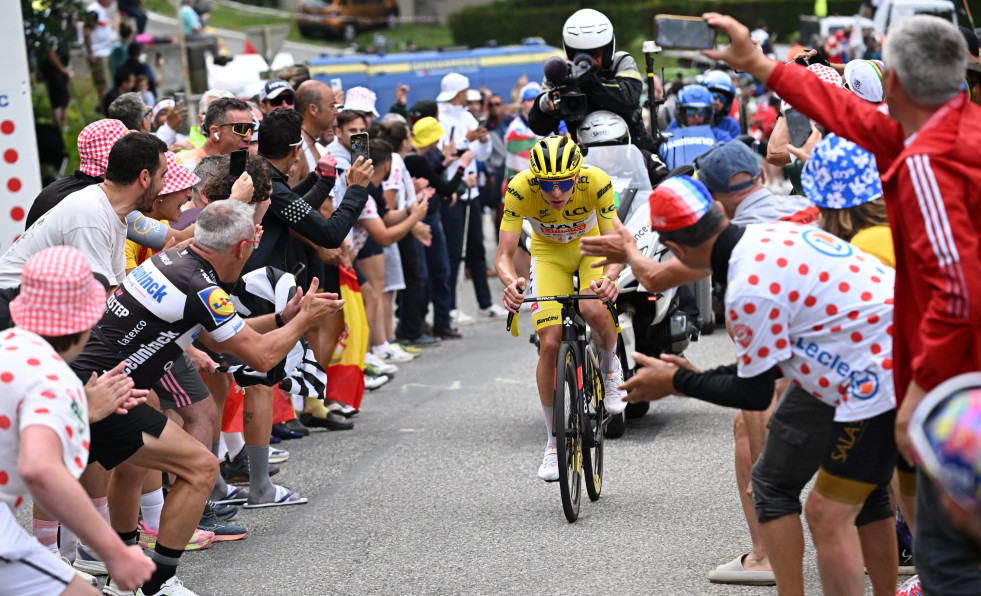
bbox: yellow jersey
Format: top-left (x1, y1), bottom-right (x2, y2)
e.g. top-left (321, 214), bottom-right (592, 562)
top-left (500, 166), bottom-right (616, 244)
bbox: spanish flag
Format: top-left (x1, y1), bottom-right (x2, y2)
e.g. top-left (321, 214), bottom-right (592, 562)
top-left (324, 266), bottom-right (368, 410)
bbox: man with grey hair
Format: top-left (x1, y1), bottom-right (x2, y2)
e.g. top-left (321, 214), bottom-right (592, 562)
top-left (704, 12), bottom-right (981, 595)
top-left (187, 89), bottom-right (235, 149)
top-left (71, 199), bottom-right (343, 595)
top-left (108, 92), bottom-right (151, 132)
top-left (179, 97), bottom-right (254, 168)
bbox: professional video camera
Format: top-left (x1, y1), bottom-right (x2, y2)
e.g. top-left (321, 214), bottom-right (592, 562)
top-left (542, 53), bottom-right (595, 124)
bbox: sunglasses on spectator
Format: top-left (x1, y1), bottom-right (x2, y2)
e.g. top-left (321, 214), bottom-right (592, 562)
top-left (683, 107), bottom-right (711, 118)
top-left (710, 92), bottom-right (728, 102)
top-left (269, 94), bottom-right (295, 107)
top-left (538, 177), bottom-right (576, 193)
top-left (143, 107), bottom-right (153, 121)
top-left (219, 122), bottom-right (255, 137)
top-left (489, 102), bottom-right (502, 107)
top-left (235, 235), bottom-right (261, 252)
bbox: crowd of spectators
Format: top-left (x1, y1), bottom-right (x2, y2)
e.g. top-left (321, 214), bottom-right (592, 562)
top-left (12, 2), bottom-right (981, 595)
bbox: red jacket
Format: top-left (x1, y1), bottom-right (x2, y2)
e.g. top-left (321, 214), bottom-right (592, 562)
top-left (767, 62), bottom-right (981, 401)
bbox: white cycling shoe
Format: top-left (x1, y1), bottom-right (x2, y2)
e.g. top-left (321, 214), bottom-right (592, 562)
top-left (537, 445), bottom-right (559, 482)
top-left (602, 366), bottom-right (628, 415)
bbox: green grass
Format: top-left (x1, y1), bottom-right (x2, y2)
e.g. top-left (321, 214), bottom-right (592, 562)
top-left (145, 0), bottom-right (453, 49)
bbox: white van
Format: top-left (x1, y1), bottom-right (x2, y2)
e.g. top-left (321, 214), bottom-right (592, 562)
top-left (873, 0), bottom-right (958, 33)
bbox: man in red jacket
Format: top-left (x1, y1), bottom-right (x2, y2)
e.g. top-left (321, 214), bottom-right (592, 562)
top-left (701, 12), bottom-right (981, 595)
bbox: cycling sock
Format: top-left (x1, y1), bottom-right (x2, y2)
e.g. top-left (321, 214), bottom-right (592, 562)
top-left (91, 497), bottom-right (110, 524)
top-left (542, 406), bottom-right (555, 448)
top-left (58, 524), bottom-right (78, 562)
top-left (140, 488), bottom-right (165, 531)
top-left (144, 544), bottom-right (182, 594)
top-left (223, 431), bottom-right (245, 461)
top-left (599, 347), bottom-right (618, 373)
top-left (246, 444), bottom-right (276, 502)
top-left (209, 441), bottom-right (230, 501)
top-left (117, 529), bottom-right (139, 546)
top-left (306, 396), bottom-right (330, 418)
top-left (32, 519), bottom-right (59, 552)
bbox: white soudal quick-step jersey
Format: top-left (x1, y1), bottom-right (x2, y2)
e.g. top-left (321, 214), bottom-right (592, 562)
top-left (725, 222), bottom-right (896, 422)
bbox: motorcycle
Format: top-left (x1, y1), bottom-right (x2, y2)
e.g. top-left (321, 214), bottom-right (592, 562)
top-left (577, 111), bottom-right (708, 438)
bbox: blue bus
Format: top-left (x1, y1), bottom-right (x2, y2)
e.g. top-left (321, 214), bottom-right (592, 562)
top-left (307, 43), bottom-right (562, 110)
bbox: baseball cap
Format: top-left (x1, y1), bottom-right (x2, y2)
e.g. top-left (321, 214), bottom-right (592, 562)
top-left (801, 134), bottom-right (882, 208)
top-left (648, 176), bottom-right (714, 232)
top-left (260, 79), bottom-right (294, 102)
top-left (9, 246), bottom-right (107, 337)
top-left (520, 82), bottom-right (542, 101)
top-left (693, 140), bottom-right (761, 193)
top-left (342, 86), bottom-right (380, 117)
top-left (911, 372), bottom-right (981, 511)
top-left (466, 89), bottom-right (483, 103)
top-left (408, 99), bottom-right (438, 123)
top-left (411, 117), bottom-right (445, 148)
top-left (159, 151), bottom-right (201, 196)
top-left (436, 73), bottom-right (469, 103)
top-left (78, 119), bottom-right (131, 178)
top-left (844, 60), bottom-right (885, 104)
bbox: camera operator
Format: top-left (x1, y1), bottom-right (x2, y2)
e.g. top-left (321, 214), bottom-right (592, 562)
top-left (529, 8), bottom-right (656, 152)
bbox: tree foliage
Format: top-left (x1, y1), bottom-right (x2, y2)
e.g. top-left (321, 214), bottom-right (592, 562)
top-left (22, 0), bottom-right (88, 56)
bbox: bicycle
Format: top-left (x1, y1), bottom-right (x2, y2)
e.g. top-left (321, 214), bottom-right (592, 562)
top-left (507, 293), bottom-right (621, 522)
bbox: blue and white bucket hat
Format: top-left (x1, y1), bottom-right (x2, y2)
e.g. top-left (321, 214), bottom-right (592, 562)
top-left (801, 134), bottom-right (883, 209)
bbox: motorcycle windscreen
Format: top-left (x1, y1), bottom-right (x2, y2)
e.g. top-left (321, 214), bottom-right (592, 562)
top-left (658, 125), bottom-right (718, 170)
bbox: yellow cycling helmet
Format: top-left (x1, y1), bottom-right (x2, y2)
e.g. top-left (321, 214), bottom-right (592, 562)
top-left (529, 135), bottom-right (582, 180)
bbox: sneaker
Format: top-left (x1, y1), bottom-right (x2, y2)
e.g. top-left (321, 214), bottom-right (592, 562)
top-left (138, 520), bottom-right (215, 551)
top-left (268, 446), bottom-right (290, 464)
top-left (390, 340), bottom-right (422, 355)
top-left (374, 343), bottom-right (414, 363)
top-left (365, 351), bottom-right (398, 375)
top-left (896, 575), bottom-right (922, 596)
top-left (137, 575), bottom-right (199, 596)
top-left (61, 556), bottom-right (97, 586)
top-left (478, 304), bottom-right (509, 318)
top-left (327, 402), bottom-right (359, 417)
top-left (602, 366), bottom-right (628, 415)
top-left (450, 309), bottom-right (475, 325)
top-left (103, 578), bottom-right (136, 596)
top-left (364, 372), bottom-right (390, 390)
top-left (401, 334), bottom-right (442, 347)
top-left (537, 446), bottom-right (559, 482)
top-left (221, 448), bottom-right (280, 484)
top-left (74, 541), bottom-right (108, 575)
top-left (204, 500), bottom-right (237, 521)
top-left (198, 509), bottom-right (247, 542)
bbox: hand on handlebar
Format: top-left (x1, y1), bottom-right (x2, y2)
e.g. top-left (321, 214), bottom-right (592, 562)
top-left (589, 275), bottom-right (619, 304)
top-left (503, 277), bottom-right (525, 313)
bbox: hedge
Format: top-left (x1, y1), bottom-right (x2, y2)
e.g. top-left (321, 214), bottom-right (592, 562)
top-left (448, 0), bottom-right (981, 48)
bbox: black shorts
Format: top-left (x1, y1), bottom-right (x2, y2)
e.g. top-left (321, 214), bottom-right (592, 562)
top-left (356, 236), bottom-right (383, 260)
top-left (42, 71), bottom-right (70, 109)
top-left (153, 354), bottom-right (210, 410)
top-left (814, 409), bottom-right (897, 505)
top-left (88, 403), bottom-right (168, 469)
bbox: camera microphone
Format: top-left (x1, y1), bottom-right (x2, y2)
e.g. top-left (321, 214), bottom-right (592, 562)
top-left (543, 56), bottom-right (569, 84)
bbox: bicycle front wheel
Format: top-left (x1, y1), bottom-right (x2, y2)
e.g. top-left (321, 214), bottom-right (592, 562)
top-left (553, 342), bottom-right (582, 523)
top-left (583, 343), bottom-right (604, 501)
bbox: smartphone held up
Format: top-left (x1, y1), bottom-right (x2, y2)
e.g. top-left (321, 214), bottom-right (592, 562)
top-left (349, 132), bottom-right (369, 164)
top-left (654, 15), bottom-right (718, 51)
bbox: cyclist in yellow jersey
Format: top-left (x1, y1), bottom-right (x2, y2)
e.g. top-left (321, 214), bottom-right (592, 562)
top-left (495, 135), bottom-right (627, 482)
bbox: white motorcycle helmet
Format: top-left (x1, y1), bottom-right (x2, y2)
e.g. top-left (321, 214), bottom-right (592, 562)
top-left (577, 110), bottom-right (629, 146)
top-left (563, 8), bottom-right (615, 68)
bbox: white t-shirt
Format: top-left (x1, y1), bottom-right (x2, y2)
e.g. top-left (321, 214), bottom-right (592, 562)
top-left (725, 222), bottom-right (896, 422)
top-left (382, 153), bottom-right (416, 210)
top-left (0, 184), bottom-right (127, 288)
top-left (0, 328), bottom-right (90, 513)
top-left (85, 2), bottom-right (114, 57)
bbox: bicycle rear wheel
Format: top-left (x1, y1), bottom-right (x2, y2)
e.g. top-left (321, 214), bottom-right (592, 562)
top-left (583, 343), bottom-right (604, 501)
top-left (553, 342), bottom-right (582, 523)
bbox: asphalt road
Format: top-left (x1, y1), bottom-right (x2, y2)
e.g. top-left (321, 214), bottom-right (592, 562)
top-left (167, 277), bottom-right (850, 596)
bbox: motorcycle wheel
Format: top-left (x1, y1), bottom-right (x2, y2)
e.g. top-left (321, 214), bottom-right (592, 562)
top-left (605, 412), bottom-right (625, 439)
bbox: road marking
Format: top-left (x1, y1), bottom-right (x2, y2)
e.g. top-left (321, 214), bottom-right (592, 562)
top-left (400, 380), bottom-right (462, 393)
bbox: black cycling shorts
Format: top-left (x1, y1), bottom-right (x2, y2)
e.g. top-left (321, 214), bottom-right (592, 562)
top-left (814, 409), bottom-right (897, 506)
top-left (356, 236), bottom-right (383, 260)
top-left (153, 354), bottom-right (210, 410)
top-left (87, 403), bottom-right (168, 469)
